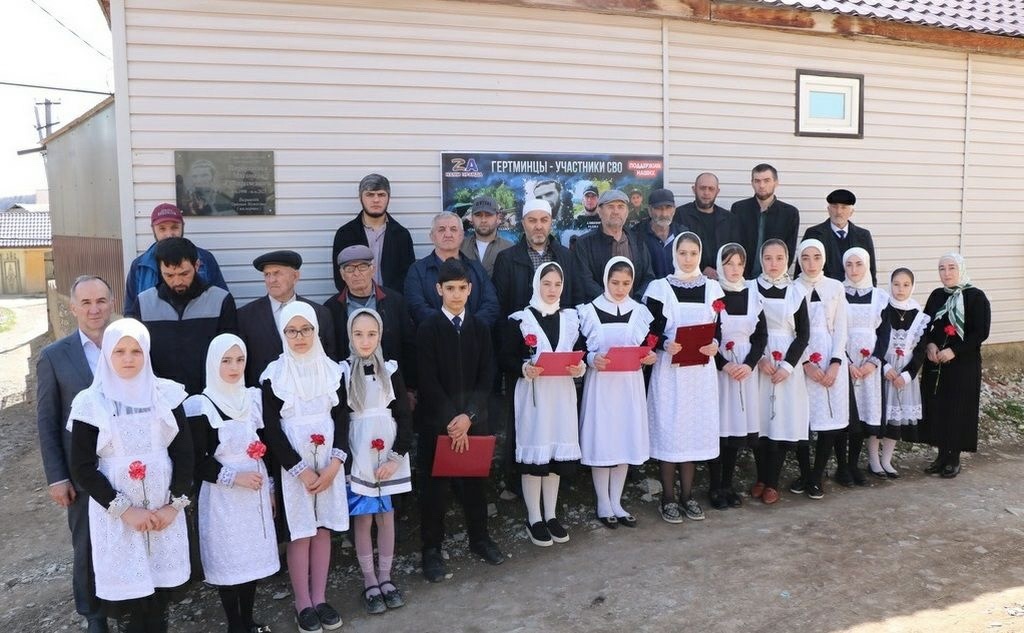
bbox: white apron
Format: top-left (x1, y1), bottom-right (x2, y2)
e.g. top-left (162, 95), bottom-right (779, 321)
top-left (89, 406), bottom-right (190, 601)
top-left (578, 301), bottom-right (652, 466)
top-left (187, 392), bottom-right (280, 587)
top-left (510, 308), bottom-right (583, 465)
top-left (846, 290), bottom-right (885, 426)
top-left (717, 281), bottom-right (762, 439)
top-left (758, 285), bottom-right (809, 442)
top-left (805, 292), bottom-right (850, 432)
top-left (645, 277), bottom-right (722, 462)
top-left (883, 310), bottom-right (929, 424)
top-left (279, 394), bottom-right (349, 539)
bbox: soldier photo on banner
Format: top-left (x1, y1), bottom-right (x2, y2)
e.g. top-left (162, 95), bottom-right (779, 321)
top-left (174, 150), bottom-right (277, 216)
top-left (441, 152), bottom-right (664, 247)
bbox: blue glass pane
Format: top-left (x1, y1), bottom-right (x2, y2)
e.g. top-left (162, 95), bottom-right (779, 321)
top-left (809, 91), bottom-right (846, 119)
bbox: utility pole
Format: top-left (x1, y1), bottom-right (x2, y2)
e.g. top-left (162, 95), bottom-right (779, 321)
top-left (34, 98), bottom-right (61, 143)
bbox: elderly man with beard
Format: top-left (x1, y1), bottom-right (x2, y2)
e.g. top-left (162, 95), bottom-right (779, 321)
top-left (572, 189), bottom-right (655, 304)
top-left (731, 163), bottom-right (800, 278)
top-left (675, 172), bottom-right (739, 280)
top-left (332, 173), bottom-right (416, 292)
top-left (460, 196), bottom-right (513, 277)
top-left (635, 189), bottom-right (691, 279)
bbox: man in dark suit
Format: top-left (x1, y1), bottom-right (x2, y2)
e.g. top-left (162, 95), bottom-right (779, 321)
top-left (331, 173), bottom-right (416, 292)
top-left (731, 163), bottom-right (801, 278)
top-left (798, 189), bottom-right (877, 285)
top-left (36, 275), bottom-right (113, 633)
top-left (237, 250), bottom-right (337, 386)
top-left (675, 173), bottom-right (739, 280)
top-left (573, 189), bottom-right (655, 304)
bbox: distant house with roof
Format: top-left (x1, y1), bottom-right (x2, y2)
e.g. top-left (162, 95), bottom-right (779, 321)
top-left (0, 203), bottom-right (51, 294)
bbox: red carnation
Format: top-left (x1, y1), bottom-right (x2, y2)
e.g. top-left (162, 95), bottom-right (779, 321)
top-left (246, 441), bottom-right (267, 460)
top-left (712, 299), bottom-right (726, 314)
top-left (524, 334), bottom-right (538, 348)
top-left (310, 434), bottom-right (325, 447)
top-left (944, 324), bottom-right (957, 337)
top-left (860, 348), bottom-right (871, 358)
top-left (725, 341), bottom-right (735, 352)
top-left (371, 438), bottom-right (385, 451)
top-left (644, 333), bottom-right (659, 349)
top-left (771, 350), bottom-right (783, 362)
top-left (896, 348), bottom-right (905, 358)
top-left (128, 460), bottom-right (146, 480)
top-left (809, 352), bottom-right (823, 364)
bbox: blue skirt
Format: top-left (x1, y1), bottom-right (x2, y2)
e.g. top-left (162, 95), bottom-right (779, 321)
top-left (346, 484), bottom-right (393, 516)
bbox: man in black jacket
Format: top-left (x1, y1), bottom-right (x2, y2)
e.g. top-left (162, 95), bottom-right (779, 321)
top-left (731, 163), bottom-right (800, 278)
top-left (236, 249), bottom-right (337, 387)
top-left (798, 189), bottom-right (877, 285)
top-left (675, 172), bottom-right (739, 279)
top-left (331, 173), bottom-right (416, 292)
top-left (573, 189), bottom-right (655, 304)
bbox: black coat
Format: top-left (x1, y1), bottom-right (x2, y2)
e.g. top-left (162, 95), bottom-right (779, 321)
top-left (492, 236), bottom-right (576, 320)
top-left (331, 211), bottom-right (416, 292)
top-left (731, 197), bottom-right (801, 278)
top-left (236, 295), bottom-right (337, 388)
top-left (572, 228), bottom-right (655, 305)
top-left (323, 285), bottom-right (418, 388)
top-left (799, 220), bottom-right (877, 285)
top-left (674, 202), bottom-right (741, 273)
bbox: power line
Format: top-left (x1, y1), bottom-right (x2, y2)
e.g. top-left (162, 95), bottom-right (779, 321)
top-left (0, 80), bottom-right (112, 96)
top-left (26, 0), bottom-right (112, 61)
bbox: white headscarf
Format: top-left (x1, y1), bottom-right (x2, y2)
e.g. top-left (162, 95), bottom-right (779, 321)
top-left (796, 239), bottom-right (827, 288)
top-left (202, 333), bottom-right (251, 421)
top-left (715, 243), bottom-right (748, 292)
top-left (842, 247), bottom-right (873, 293)
top-left (757, 240), bottom-right (791, 289)
top-left (592, 256), bottom-right (636, 315)
top-left (345, 308), bottom-right (394, 411)
top-left (529, 262), bottom-right (564, 317)
top-left (260, 302), bottom-right (341, 408)
top-left (672, 232), bottom-right (703, 281)
top-left (887, 267), bottom-right (921, 311)
top-left (935, 252), bottom-right (973, 338)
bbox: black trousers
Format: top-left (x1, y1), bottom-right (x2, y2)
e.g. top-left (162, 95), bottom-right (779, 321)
top-left (68, 485), bottom-right (103, 620)
top-left (417, 432), bottom-right (490, 551)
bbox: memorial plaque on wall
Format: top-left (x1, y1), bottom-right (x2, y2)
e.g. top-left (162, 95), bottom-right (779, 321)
top-left (174, 150), bottom-right (275, 216)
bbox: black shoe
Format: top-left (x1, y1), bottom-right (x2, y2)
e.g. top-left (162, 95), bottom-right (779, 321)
top-left (940, 463), bottom-right (961, 478)
top-left (834, 468), bottom-right (855, 488)
top-left (788, 477), bottom-right (807, 495)
top-left (87, 619), bottom-right (110, 633)
top-left (849, 467), bottom-right (869, 487)
top-left (883, 467), bottom-right (901, 480)
top-left (526, 521), bottom-right (553, 547)
top-left (615, 513), bottom-right (638, 528)
top-left (709, 489), bottom-right (729, 510)
top-left (724, 489), bottom-right (743, 508)
top-left (379, 581), bottom-right (405, 609)
top-left (924, 456), bottom-right (944, 474)
top-left (469, 539), bottom-right (506, 565)
top-left (806, 482), bottom-right (824, 500)
top-left (361, 587), bottom-right (386, 615)
top-left (597, 514), bottom-right (618, 529)
top-left (421, 547), bottom-right (447, 583)
top-left (545, 518), bottom-right (570, 543)
top-left (868, 467), bottom-right (888, 479)
top-left (314, 603), bottom-right (342, 631)
top-left (296, 607), bottom-right (322, 633)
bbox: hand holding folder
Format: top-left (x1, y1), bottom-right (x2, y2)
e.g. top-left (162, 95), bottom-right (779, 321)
top-left (603, 346), bottom-right (652, 372)
top-left (534, 351), bottom-right (586, 376)
top-left (432, 435), bottom-right (496, 477)
top-left (671, 322), bottom-right (718, 367)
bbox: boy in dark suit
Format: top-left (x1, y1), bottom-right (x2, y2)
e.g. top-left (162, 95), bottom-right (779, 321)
top-left (416, 259), bottom-right (504, 582)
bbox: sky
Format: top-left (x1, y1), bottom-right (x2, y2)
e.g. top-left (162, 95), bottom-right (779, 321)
top-left (0, 0), bottom-right (113, 198)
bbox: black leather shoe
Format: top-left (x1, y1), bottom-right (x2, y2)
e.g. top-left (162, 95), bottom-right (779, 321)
top-left (882, 467), bottom-right (901, 479)
top-left (849, 467), bottom-right (869, 487)
top-left (296, 607), bottom-right (322, 633)
top-left (597, 514), bottom-right (618, 529)
top-left (724, 489), bottom-right (743, 508)
top-left (470, 539), bottom-right (506, 565)
top-left (868, 467), bottom-right (888, 479)
top-left (615, 513), bottom-right (638, 528)
top-left (421, 548), bottom-right (447, 583)
top-left (314, 603), bottom-right (342, 631)
top-left (924, 456), bottom-right (944, 474)
top-left (709, 489), bottom-right (729, 510)
top-left (834, 468), bottom-right (855, 487)
top-left (361, 587), bottom-right (386, 615)
top-left (940, 463), bottom-right (961, 478)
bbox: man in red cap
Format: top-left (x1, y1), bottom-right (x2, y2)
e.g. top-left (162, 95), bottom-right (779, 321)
top-left (123, 203), bottom-right (228, 314)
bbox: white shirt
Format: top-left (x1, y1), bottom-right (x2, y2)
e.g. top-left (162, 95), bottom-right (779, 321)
top-left (441, 306), bottom-right (466, 328)
top-left (476, 239), bottom-right (490, 262)
top-left (78, 329), bottom-right (100, 374)
top-left (270, 294), bottom-right (296, 329)
top-left (831, 222), bottom-right (849, 239)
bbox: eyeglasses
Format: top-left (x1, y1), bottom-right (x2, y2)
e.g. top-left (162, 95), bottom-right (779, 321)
top-left (283, 325), bottom-right (316, 339)
top-left (341, 262), bottom-right (372, 274)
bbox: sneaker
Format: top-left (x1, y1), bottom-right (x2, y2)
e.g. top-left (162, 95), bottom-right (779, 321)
top-left (806, 482), bottom-right (824, 500)
top-left (545, 518), bottom-right (570, 543)
top-left (682, 498), bottom-right (705, 521)
top-left (660, 502), bottom-right (684, 524)
top-left (296, 607), bottom-right (322, 633)
top-left (314, 603), bottom-right (342, 631)
top-left (788, 477), bottom-right (807, 495)
top-left (526, 521), bottom-right (553, 547)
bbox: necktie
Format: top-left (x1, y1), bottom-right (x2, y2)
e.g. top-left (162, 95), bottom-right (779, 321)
top-left (452, 315), bottom-right (462, 333)
top-left (837, 229), bottom-right (847, 240)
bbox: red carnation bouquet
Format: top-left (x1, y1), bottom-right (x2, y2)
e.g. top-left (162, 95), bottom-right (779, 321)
top-left (128, 460), bottom-right (150, 552)
top-left (808, 352), bottom-right (833, 418)
top-left (246, 441), bottom-right (269, 538)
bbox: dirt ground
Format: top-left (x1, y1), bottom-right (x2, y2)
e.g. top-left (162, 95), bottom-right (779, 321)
top-left (3, 297), bottom-right (1024, 633)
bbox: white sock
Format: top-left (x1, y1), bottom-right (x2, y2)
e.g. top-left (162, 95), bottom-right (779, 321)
top-left (521, 474), bottom-right (543, 525)
top-left (881, 438), bottom-right (898, 472)
top-left (609, 464), bottom-right (629, 517)
top-left (541, 475), bottom-right (560, 521)
top-left (591, 467), bottom-right (612, 518)
top-left (866, 437), bottom-right (882, 471)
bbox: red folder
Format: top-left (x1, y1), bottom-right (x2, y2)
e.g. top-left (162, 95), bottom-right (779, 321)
top-left (534, 351), bottom-right (585, 376)
top-left (605, 346), bottom-right (651, 372)
top-left (431, 435), bottom-right (496, 477)
top-left (671, 322), bottom-right (717, 367)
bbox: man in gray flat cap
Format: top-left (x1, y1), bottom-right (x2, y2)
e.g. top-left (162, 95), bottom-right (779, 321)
top-left (460, 196), bottom-right (513, 277)
top-left (237, 249), bottom-right (337, 386)
top-left (331, 173), bottom-right (416, 292)
top-left (572, 189), bottom-right (655, 304)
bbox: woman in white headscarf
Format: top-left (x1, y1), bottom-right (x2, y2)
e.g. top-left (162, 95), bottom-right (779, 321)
top-left (185, 333), bottom-right (279, 632)
top-left (919, 253), bottom-right (990, 478)
top-left (260, 302), bottom-right (348, 633)
top-left (841, 247), bottom-right (891, 484)
top-left (790, 239), bottom-right (849, 500)
top-left (577, 256), bottom-right (656, 529)
top-left (68, 318), bottom-right (192, 630)
top-left (642, 232), bottom-right (723, 524)
top-left (501, 262), bottom-right (585, 548)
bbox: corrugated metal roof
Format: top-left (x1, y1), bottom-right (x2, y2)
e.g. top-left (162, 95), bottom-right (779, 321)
top-left (0, 210), bottom-right (52, 248)
top-left (753, 0), bottom-right (1024, 37)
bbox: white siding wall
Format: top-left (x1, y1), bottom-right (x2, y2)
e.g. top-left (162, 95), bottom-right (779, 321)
top-left (120, 0), bottom-right (1024, 343)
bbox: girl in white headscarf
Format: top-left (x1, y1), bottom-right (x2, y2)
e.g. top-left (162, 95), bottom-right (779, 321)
top-left (919, 253), bottom-right (990, 478)
top-left (791, 239), bottom-right (850, 500)
top-left (877, 268), bottom-right (931, 477)
top-left (68, 318), bottom-right (192, 630)
top-left (752, 239), bottom-right (810, 506)
top-left (842, 247), bottom-right (891, 483)
top-left (260, 302), bottom-right (348, 633)
top-left (642, 232), bottom-right (723, 524)
top-left (577, 257), bottom-right (656, 529)
top-left (184, 334), bottom-right (279, 632)
top-left (710, 243), bottom-right (766, 510)
top-left (340, 308), bottom-right (413, 615)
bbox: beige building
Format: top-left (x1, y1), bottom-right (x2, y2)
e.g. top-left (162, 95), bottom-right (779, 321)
top-left (94, 0), bottom-right (1023, 342)
top-left (0, 205), bottom-right (51, 295)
